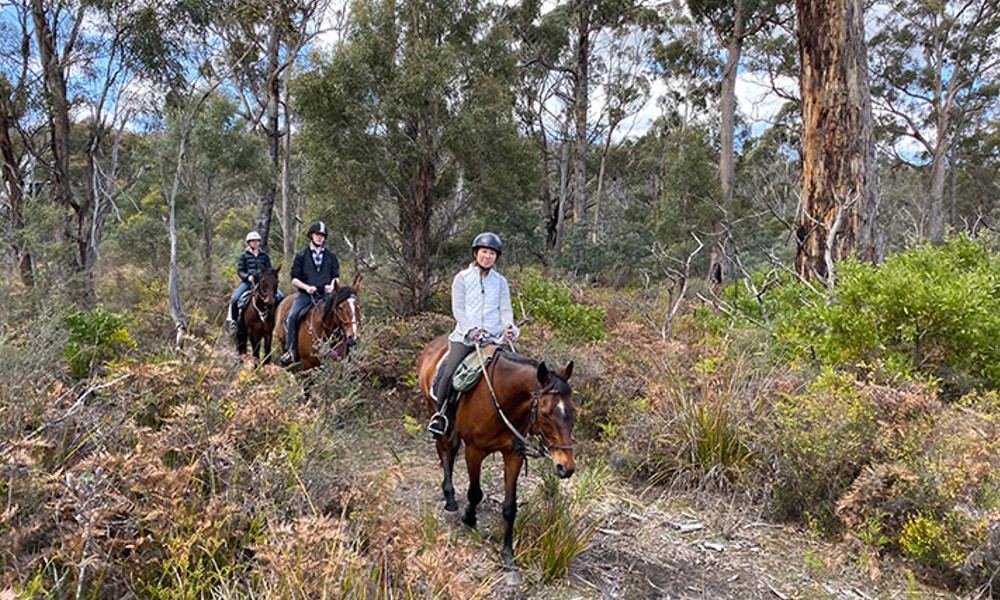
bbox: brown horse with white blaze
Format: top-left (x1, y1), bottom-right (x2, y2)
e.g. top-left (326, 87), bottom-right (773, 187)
top-left (274, 274), bottom-right (362, 371)
top-left (417, 334), bottom-right (576, 571)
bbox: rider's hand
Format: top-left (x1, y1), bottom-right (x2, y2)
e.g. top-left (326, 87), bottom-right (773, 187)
top-left (324, 282), bottom-right (335, 294)
top-left (248, 275), bottom-right (255, 284)
top-left (505, 325), bottom-right (514, 340)
top-left (305, 285), bottom-right (317, 295)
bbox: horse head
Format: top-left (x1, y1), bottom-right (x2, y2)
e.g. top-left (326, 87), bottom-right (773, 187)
top-left (257, 266), bottom-right (280, 309)
top-left (322, 273), bottom-right (362, 349)
top-left (532, 360), bottom-right (576, 479)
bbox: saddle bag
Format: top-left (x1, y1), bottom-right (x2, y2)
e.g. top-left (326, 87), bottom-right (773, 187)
top-left (451, 351), bottom-right (494, 393)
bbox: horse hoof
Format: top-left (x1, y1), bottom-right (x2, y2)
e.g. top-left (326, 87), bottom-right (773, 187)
top-left (503, 569), bottom-right (522, 586)
top-left (444, 500), bottom-right (458, 512)
top-left (462, 516), bottom-right (476, 529)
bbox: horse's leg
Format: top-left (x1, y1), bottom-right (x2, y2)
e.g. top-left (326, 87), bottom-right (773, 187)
top-left (436, 436), bottom-right (460, 512)
top-left (236, 323), bottom-right (247, 355)
top-left (251, 333), bottom-right (261, 362)
top-left (462, 445), bottom-right (486, 529)
top-left (500, 450), bottom-right (525, 571)
top-left (263, 331), bottom-right (272, 364)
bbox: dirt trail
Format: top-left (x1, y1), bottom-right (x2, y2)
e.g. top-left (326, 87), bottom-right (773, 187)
top-left (341, 409), bottom-right (956, 600)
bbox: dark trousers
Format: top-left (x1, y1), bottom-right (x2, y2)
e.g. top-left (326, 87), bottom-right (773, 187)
top-left (433, 341), bottom-right (475, 410)
top-left (285, 292), bottom-right (316, 354)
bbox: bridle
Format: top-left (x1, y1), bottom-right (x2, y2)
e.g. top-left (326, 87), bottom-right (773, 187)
top-left (308, 291), bottom-right (360, 356)
top-left (249, 281), bottom-right (276, 322)
top-left (475, 344), bottom-right (575, 460)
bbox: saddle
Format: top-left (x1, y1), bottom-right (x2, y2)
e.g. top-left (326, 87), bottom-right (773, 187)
top-left (236, 290), bottom-right (253, 313)
top-left (430, 345), bottom-right (497, 403)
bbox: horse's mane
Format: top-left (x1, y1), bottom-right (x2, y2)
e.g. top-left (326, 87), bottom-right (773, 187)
top-left (495, 348), bottom-right (571, 394)
top-left (323, 285), bottom-right (356, 319)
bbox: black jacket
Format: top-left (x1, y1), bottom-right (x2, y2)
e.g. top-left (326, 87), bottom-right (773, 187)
top-left (291, 246), bottom-right (340, 289)
top-left (237, 249), bottom-right (273, 282)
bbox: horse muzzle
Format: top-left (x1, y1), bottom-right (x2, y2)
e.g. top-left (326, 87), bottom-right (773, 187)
top-left (347, 337), bottom-right (358, 349)
top-left (552, 450), bottom-right (576, 479)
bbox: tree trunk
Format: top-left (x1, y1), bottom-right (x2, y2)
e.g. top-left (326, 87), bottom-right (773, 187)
top-left (556, 126), bottom-right (571, 254)
top-left (167, 130), bottom-right (189, 349)
top-left (927, 128), bottom-right (948, 243)
top-left (592, 134), bottom-right (613, 244)
top-left (0, 84), bottom-right (33, 287)
top-left (32, 1), bottom-right (95, 303)
top-left (255, 20), bottom-right (282, 250)
top-left (199, 188), bottom-right (213, 285)
top-left (571, 2), bottom-right (591, 226)
top-left (708, 2), bottom-right (744, 284)
top-left (282, 66), bottom-right (295, 264)
top-left (794, 0), bottom-right (879, 281)
top-left (402, 153), bottom-right (434, 315)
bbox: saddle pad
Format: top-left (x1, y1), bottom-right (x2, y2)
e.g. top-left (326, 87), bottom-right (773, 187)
top-left (237, 290), bottom-right (253, 311)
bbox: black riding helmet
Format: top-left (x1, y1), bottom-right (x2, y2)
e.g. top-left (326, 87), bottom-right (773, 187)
top-left (307, 221), bottom-right (328, 238)
top-left (471, 232), bottom-right (502, 257)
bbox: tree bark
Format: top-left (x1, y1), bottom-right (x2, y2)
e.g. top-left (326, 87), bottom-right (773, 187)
top-left (402, 151), bottom-right (434, 314)
top-left (33, 1), bottom-right (95, 303)
top-left (167, 128), bottom-right (189, 349)
top-left (0, 82), bottom-right (33, 287)
top-left (254, 19), bottom-right (282, 250)
top-left (282, 65), bottom-right (295, 264)
top-left (571, 1), bottom-right (591, 226)
top-left (708, 1), bottom-right (744, 284)
top-left (795, 0), bottom-right (879, 281)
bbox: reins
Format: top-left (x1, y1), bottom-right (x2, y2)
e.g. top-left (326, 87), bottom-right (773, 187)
top-left (306, 291), bottom-right (358, 354)
top-left (474, 342), bottom-right (572, 461)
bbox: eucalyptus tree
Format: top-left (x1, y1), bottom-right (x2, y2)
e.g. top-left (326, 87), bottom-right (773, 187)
top-left (869, 0), bottom-right (1000, 243)
top-left (685, 0), bottom-right (786, 282)
top-left (181, 94), bottom-right (266, 285)
top-left (18, 0), bottom-right (206, 305)
top-left (219, 0), bottom-right (332, 259)
top-left (296, 0), bottom-right (538, 314)
top-left (795, 0), bottom-right (879, 282)
top-left (0, 5), bottom-right (36, 286)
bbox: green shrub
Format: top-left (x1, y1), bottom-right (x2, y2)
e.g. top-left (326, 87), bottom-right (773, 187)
top-left (899, 512), bottom-right (978, 577)
top-left (515, 274), bottom-right (606, 342)
top-left (762, 369), bottom-right (879, 532)
top-left (726, 236), bottom-right (1000, 394)
top-left (62, 306), bottom-right (137, 378)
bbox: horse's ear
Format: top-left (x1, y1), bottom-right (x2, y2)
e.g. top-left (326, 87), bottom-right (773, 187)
top-left (273, 265), bottom-right (281, 275)
top-left (536, 362), bottom-right (549, 385)
top-left (352, 272), bottom-right (361, 293)
top-left (561, 361), bottom-right (574, 381)
top-left (333, 278), bottom-right (340, 294)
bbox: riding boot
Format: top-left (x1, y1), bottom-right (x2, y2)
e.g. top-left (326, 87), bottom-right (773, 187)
top-left (427, 401), bottom-right (449, 437)
top-left (427, 382), bottom-right (453, 437)
top-left (280, 315), bottom-right (298, 366)
top-left (226, 301), bottom-right (239, 335)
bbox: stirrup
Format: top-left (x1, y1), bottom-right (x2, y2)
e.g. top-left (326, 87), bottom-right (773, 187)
top-left (279, 351), bottom-right (296, 366)
top-left (427, 412), bottom-right (449, 437)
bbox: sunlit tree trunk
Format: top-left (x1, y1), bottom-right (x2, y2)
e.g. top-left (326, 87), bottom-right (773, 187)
top-left (795, 0), bottom-right (879, 282)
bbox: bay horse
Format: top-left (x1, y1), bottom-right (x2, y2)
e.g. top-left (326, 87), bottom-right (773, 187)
top-left (416, 334), bottom-right (576, 572)
top-left (236, 266), bottom-right (281, 363)
top-left (274, 274), bottom-right (362, 371)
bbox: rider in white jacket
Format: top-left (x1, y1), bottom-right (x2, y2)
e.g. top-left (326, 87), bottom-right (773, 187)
top-left (427, 232), bottom-right (519, 437)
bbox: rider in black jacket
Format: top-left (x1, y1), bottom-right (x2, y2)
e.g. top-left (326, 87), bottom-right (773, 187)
top-left (280, 222), bottom-right (340, 365)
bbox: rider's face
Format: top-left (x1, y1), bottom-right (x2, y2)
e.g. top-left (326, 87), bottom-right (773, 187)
top-left (475, 248), bottom-right (497, 269)
top-left (248, 240), bottom-right (261, 251)
top-left (310, 233), bottom-right (327, 247)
